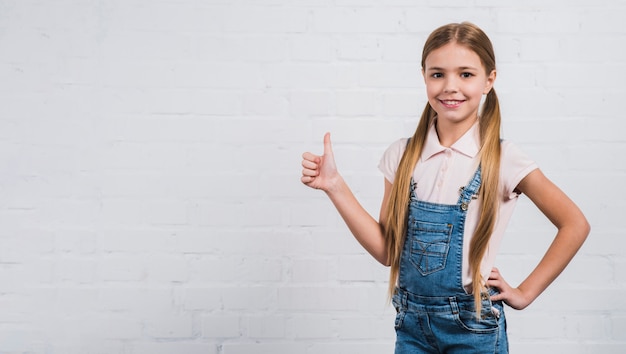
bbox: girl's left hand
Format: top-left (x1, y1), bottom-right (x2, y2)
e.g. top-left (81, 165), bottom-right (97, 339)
top-left (487, 267), bottom-right (532, 310)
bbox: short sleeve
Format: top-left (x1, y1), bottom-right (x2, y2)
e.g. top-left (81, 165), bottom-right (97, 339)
top-left (378, 138), bottom-right (409, 184)
top-left (500, 140), bottom-right (539, 200)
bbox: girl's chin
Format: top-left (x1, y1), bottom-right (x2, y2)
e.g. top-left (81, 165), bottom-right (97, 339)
top-left (434, 113), bottom-right (479, 125)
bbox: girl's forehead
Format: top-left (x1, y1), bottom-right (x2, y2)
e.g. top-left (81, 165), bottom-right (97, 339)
top-left (424, 42), bottom-right (483, 69)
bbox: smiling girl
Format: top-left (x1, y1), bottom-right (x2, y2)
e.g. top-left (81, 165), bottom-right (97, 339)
top-left (300, 22), bottom-right (589, 353)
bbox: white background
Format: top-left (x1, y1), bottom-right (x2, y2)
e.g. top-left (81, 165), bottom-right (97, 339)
top-left (0, 0), bottom-right (624, 353)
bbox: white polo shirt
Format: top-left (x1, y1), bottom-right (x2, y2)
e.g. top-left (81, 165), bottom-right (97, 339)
top-left (378, 121), bottom-right (538, 292)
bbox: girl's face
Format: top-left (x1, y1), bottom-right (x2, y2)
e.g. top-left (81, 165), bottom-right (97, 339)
top-left (423, 42), bottom-right (496, 129)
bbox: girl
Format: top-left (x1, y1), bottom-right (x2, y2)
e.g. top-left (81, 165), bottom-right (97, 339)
top-left (300, 22), bottom-right (589, 353)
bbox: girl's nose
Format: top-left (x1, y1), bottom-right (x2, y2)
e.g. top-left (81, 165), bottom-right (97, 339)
top-left (443, 77), bottom-right (458, 93)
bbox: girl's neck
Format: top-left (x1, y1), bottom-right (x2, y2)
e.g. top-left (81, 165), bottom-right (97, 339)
top-left (435, 117), bottom-right (478, 147)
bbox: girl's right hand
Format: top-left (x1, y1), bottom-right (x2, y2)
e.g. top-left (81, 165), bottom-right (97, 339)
top-left (301, 132), bottom-right (340, 192)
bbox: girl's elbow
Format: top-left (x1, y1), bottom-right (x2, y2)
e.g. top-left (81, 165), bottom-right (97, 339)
top-left (581, 218), bottom-right (591, 238)
top-left (568, 209), bottom-right (590, 239)
top-left (571, 217), bottom-right (590, 244)
top-left (559, 216), bottom-right (590, 246)
top-left (576, 210), bottom-right (591, 236)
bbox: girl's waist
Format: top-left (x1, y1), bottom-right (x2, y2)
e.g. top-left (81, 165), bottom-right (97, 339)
top-left (393, 286), bottom-right (498, 312)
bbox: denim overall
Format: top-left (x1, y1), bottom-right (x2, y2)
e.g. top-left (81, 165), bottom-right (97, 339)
top-left (393, 166), bottom-right (508, 354)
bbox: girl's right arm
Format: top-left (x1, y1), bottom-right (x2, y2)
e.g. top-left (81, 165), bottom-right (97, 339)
top-left (301, 133), bottom-right (391, 265)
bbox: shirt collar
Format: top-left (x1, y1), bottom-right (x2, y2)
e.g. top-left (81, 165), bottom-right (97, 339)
top-left (421, 119), bottom-right (481, 161)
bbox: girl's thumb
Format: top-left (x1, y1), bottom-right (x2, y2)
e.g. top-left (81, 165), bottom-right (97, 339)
top-left (323, 132), bottom-right (333, 156)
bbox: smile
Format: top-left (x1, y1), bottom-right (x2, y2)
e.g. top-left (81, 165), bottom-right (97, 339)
top-left (440, 100), bottom-right (464, 108)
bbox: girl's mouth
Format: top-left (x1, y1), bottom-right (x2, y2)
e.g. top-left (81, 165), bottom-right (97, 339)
top-left (440, 100), bottom-right (464, 108)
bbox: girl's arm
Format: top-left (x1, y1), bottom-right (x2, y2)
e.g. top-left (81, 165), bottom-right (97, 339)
top-left (488, 168), bottom-right (590, 309)
top-left (301, 133), bottom-right (390, 265)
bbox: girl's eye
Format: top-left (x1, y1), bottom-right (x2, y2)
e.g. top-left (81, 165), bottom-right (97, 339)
top-left (432, 73), bottom-right (443, 78)
top-left (461, 72), bottom-right (473, 78)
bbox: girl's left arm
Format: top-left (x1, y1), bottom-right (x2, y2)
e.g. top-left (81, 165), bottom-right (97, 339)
top-left (488, 168), bottom-right (590, 310)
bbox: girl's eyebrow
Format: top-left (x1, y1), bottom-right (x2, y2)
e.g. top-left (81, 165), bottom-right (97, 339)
top-left (426, 66), bottom-right (480, 71)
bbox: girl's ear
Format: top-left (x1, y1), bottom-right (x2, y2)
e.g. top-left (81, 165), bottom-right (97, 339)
top-left (484, 70), bottom-right (496, 94)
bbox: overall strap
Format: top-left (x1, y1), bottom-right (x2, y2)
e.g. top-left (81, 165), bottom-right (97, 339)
top-left (457, 165), bottom-right (482, 211)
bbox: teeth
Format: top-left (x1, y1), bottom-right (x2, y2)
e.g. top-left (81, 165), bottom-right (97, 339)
top-left (442, 100), bottom-right (462, 105)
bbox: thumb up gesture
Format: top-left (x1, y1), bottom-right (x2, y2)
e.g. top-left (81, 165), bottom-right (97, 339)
top-left (301, 133), bottom-right (340, 192)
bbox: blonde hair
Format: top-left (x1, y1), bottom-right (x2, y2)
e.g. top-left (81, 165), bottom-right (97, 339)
top-left (384, 22), bottom-right (501, 317)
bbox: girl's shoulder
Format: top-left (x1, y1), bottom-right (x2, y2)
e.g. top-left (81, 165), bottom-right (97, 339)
top-left (500, 139), bottom-right (535, 165)
top-left (378, 137), bottom-right (410, 183)
top-left (381, 137), bottom-right (410, 162)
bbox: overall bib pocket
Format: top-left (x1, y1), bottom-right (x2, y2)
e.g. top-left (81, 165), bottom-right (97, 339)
top-left (407, 217), bottom-right (453, 275)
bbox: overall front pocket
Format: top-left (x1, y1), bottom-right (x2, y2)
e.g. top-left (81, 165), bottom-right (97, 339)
top-left (407, 218), bottom-right (453, 275)
top-left (452, 297), bottom-right (500, 333)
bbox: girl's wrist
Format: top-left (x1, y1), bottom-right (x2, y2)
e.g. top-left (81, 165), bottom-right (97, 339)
top-left (324, 174), bottom-right (347, 197)
top-left (516, 284), bottom-right (539, 309)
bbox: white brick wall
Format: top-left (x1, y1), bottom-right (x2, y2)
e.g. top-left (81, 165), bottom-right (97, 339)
top-left (0, 1), bottom-right (623, 353)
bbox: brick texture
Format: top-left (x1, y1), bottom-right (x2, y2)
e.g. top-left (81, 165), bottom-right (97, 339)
top-left (0, 1), bottom-right (624, 353)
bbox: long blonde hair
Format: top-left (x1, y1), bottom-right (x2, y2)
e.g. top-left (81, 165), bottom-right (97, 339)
top-left (384, 22), bottom-right (501, 316)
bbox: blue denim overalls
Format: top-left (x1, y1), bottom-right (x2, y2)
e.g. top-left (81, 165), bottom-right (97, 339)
top-left (393, 166), bottom-right (508, 354)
